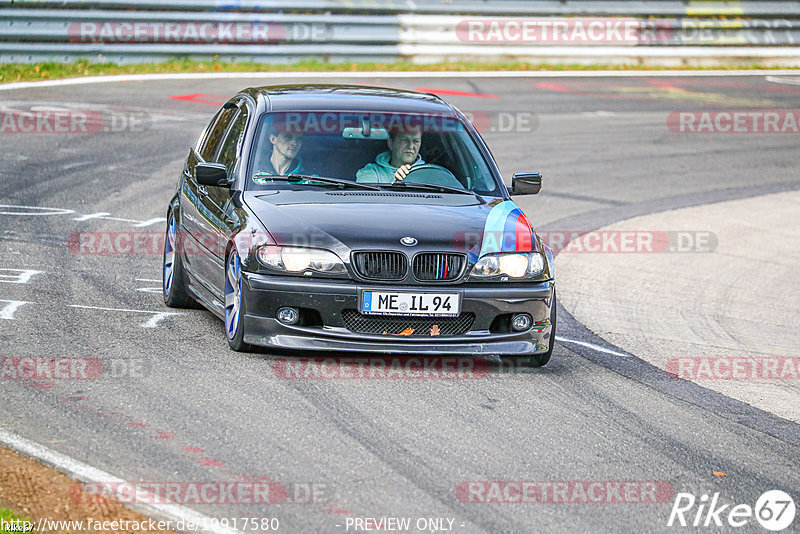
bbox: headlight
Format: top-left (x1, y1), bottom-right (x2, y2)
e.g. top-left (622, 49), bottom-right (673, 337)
top-left (257, 246), bottom-right (346, 275)
top-left (470, 252), bottom-right (545, 280)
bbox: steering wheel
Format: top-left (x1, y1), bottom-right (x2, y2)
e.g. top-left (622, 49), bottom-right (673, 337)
top-left (402, 164), bottom-right (464, 189)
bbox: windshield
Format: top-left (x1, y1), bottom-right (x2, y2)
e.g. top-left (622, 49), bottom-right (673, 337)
top-left (246, 111), bottom-right (502, 196)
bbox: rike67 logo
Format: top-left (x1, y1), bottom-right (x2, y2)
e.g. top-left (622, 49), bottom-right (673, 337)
top-left (668, 490), bottom-right (795, 531)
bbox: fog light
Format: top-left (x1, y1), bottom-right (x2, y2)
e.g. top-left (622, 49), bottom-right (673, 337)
top-left (511, 313), bottom-right (532, 332)
top-left (277, 307), bottom-right (300, 325)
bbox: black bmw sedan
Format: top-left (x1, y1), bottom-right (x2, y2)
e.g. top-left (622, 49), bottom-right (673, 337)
top-left (163, 85), bottom-right (556, 366)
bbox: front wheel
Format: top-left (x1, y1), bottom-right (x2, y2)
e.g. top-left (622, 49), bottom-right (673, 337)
top-left (163, 211), bottom-right (196, 308)
top-left (225, 250), bottom-right (252, 352)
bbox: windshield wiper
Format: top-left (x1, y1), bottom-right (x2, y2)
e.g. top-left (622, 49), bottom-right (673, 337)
top-left (253, 173), bottom-right (381, 191)
top-left (375, 181), bottom-right (475, 196)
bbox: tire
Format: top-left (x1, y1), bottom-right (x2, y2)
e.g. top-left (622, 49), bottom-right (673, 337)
top-left (163, 211), bottom-right (196, 308)
top-left (510, 288), bottom-right (557, 368)
top-left (225, 250), bottom-right (253, 352)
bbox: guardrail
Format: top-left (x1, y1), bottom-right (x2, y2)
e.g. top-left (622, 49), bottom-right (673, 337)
top-left (1, 1), bottom-right (799, 65)
top-left (3, 0), bottom-right (800, 16)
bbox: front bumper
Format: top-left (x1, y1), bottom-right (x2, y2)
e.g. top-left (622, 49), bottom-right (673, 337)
top-left (240, 272), bottom-right (555, 355)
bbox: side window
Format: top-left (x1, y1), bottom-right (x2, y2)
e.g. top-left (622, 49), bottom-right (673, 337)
top-left (216, 106), bottom-right (250, 172)
top-left (194, 109), bottom-right (222, 156)
top-left (199, 105), bottom-right (237, 162)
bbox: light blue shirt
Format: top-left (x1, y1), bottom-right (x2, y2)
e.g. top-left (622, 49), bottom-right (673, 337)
top-left (356, 151), bottom-right (425, 183)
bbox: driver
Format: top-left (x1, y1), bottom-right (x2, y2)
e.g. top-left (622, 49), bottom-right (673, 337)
top-left (356, 129), bottom-right (425, 183)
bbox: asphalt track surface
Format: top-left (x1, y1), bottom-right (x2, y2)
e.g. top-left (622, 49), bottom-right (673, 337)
top-left (1, 73), bottom-right (799, 533)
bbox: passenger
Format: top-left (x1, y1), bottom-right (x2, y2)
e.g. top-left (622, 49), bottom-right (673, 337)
top-left (356, 129), bottom-right (425, 183)
top-left (259, 118), bottom-right (306, 175)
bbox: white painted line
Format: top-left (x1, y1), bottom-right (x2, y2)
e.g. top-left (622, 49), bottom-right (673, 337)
top-left (68, 304), bottom-right (171, 314)
top-left (135, 278), bottom-right (161, 282)
top-left (132, 218), bottom-right (167, 228)
top-left (766, 75), bottom-right (800, 86)
top-left (68, 305), bottom-right (181, 328)
top-left (580, 111), bottom-right (616, 117)
top-left (61, 161), bottom-right (95, 171)
top-left (0, 268), bottom-right (44, 285)
top-left (73, 212), bottom-right (111, 221)
top-left (0, 427), bottom-right (242, 534)
top-left (0, 203), bottom-right (165, 229)
top-left (98, 216), bottom-right (142, 224)
top-left (136, 288), bottom-right (163, 294)
top-left (0, 204), bottom-right (74, 216)
top-left (140, 312), bottom-right (177, 328)
top-left (0, 300), bottom-right (32, 320)
top-left (1, 70), bottom-right (799, 91)
top-left (555, 336), bottom-right (630, 357)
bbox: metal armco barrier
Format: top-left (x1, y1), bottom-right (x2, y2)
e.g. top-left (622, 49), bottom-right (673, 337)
top-left (2, 1), bottom-right (800, 16)
top-left (1, 1), bottom-right (799, 65)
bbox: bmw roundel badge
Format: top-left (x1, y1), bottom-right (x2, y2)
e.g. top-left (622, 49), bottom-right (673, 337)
top-left (400, 236), bottom-right (418, 246)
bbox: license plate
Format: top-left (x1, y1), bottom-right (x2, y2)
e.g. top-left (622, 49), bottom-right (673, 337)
top-left (360, 290), bottom-right (461, 317)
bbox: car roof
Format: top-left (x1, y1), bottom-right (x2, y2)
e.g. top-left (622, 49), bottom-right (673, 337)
top-left (242, 84), bottom-right (458, 116)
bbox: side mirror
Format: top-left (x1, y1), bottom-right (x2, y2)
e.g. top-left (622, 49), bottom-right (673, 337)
top-left (511, 172), bottom-right (542, 195)
top-left (195, 163), bottom-right (229, 187)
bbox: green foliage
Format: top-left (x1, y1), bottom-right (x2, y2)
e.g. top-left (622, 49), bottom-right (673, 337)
top-left (1, 58), bottom-right (792, 83)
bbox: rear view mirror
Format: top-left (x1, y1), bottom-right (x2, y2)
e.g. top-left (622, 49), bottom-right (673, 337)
top-left (511, 172), bottom-right (542, 195)
top-left (342, 127), bottom-right (389, 140)
top-left (196, 163), bottom-right (229, 187)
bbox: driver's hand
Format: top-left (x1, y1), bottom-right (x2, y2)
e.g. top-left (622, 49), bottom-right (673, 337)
top-left (393, 164), bottom-right (412, 182)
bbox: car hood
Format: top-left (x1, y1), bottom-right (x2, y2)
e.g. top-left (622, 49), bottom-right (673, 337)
top-left (242, 190), bottom-right (536, 258)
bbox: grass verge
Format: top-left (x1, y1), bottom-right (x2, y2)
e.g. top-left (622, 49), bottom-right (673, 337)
top-left (2, 58), bottom-right (797, 83)
top-left (0, 508), bottom-right (32, 534)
